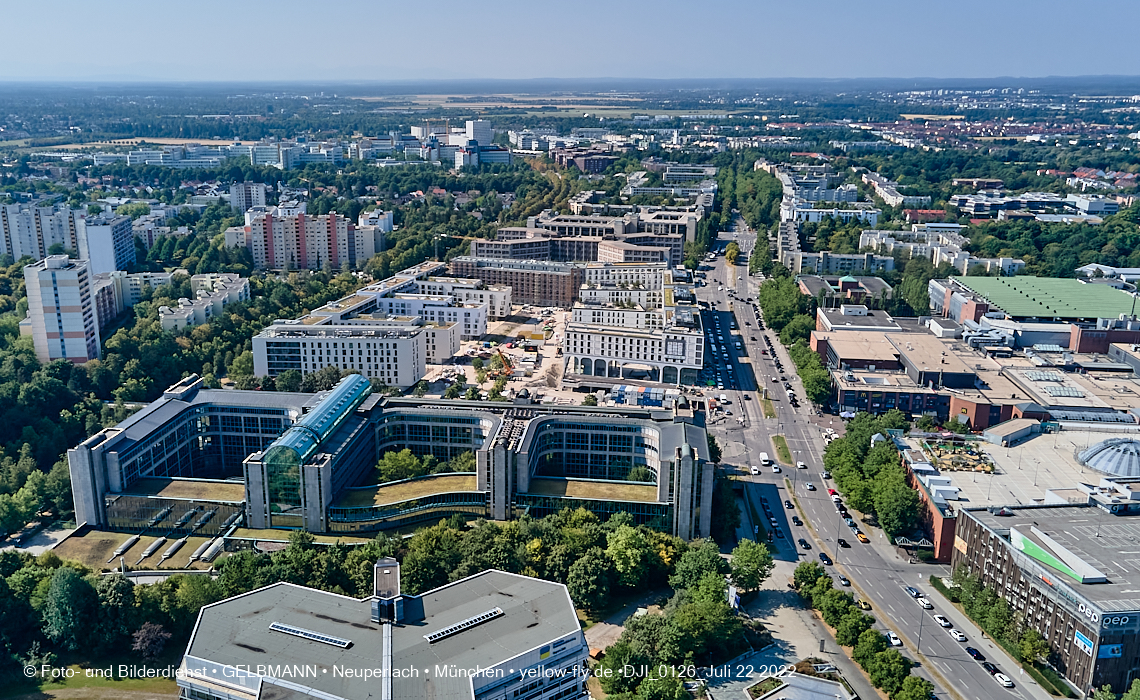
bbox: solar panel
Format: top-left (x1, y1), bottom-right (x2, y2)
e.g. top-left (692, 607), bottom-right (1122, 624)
top-left (269, 621), bottom-right (352, 648)
top-left (1044, 386), bottom-right (1084, 398)
top-left (1033, 344), bottom-right (1065, 353)
top-left (1026, 371), bottom-right (1064, 382)
top-left (424, 607), bottom-right (504, 643)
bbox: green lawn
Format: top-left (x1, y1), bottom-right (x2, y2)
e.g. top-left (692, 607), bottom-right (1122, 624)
top-left (760, 398), bottom-right (776, 418)
top-left (772, 435), bottom-right (792, 464)
top-left (2, 663), bottom-right (178, 699)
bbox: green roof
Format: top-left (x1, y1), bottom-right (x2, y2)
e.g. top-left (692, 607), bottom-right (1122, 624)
top-left (958, 276), bottom-right (1137, 320)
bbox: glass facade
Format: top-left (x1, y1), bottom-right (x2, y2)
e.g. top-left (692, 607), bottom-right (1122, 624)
top-left (529, 421), bottom-right (660, 482)
top-left (328, 491), bottom-right (488, 533)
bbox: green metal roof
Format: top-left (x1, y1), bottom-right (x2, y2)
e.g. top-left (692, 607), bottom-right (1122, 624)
top-left (959, 275), bottom-right (1138, 320)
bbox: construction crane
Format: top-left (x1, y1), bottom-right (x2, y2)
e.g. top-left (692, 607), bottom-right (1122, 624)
top-left (494, 348), bottom-right (514, 379)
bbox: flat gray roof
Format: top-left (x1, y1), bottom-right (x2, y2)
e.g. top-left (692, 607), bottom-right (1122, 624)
top-left (967, 505), bottom-right (1140, 611)
top-left (186, 570), bottom-right (581, 700)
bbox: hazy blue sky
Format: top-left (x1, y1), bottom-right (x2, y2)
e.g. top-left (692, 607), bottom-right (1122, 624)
top-left (3, 0), bottom-right (1138, 82)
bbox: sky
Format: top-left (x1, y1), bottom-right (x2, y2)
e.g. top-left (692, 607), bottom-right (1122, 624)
top-left (3, 0), bottom-right (1139, 83)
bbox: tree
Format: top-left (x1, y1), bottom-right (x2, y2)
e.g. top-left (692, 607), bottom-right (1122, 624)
top-left (706, 434), bottom-right (722, 463)
top-left (668, 539), bottom-right (728, 591)
top-left (1091, 685), bottom-right (1116, 700)
top-left (596, 640), bottom-right (649, 694)
top-left (229, 350), bottom-right (255, 377)
top-left (1019, 627), bottom-right (1048, 664)
top-left (689, 571), bottom-right (729, 605)
top-left (729, 539), bottom-right (773, 590)
top-left (1122, 678), bottom-right (1140, 700)
top-left (472, 357), bottom-right (484, 371)
top-left (95, 573), bottom-right (136, 651)
top-left (275, 369), bottom-right (302, 392)
top-left (778, 314), bottom-right (815, 346)
top-left (792, 561), bottom-right (827, 592)
top-left (582, 394), bottom-right (598, 406)
top-left (636, 669), bottom-right (688, 700)
top-left (867, 649), bottom-right (911, 696)
top-left (607, 525), bottom-right (652, 589)
top-left (874, 480), bottom-right (920, 539)
top-left (852, 627), bottom-right (888, 667)
top-left (131, 621), bottom-right (173, 659)
top-left (894, 676), bottom-right (935, 700)
top-left (42, 567), bottom-right (97, 651)
top-left (836, 610), bottom-right (875, 647)
top-left (377, 448), bottom-right (424, 483)
top-left (567, 547), bottom-right (613, 612)
top-left (725, 241), bottom-right (740, 265)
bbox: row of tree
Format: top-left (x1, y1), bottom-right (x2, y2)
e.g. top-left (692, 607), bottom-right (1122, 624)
top-left (793, 561), bottom-right (933, 700)
top-left (822, 411), bottom-right (922, 540)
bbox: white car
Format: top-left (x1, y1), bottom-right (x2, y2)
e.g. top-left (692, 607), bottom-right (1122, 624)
top-left (886, 631), bottom-right (902, 646)
top-left (797, 461), bottom-right (807, 469)
top-left (772, 465), bottom-right (781, 473)
top-left (750, 466), bottom-right (759, 475)
top-left (916, 597), bottom-right (933, 610)
top-left (949, 629), bottom-right (967, 642)
top-left (933, 615), bottom-right (952, 628)
top-left (805, 483), bottom-right (816, 491)
top-left (994, 673), bottom-right (1014, 688)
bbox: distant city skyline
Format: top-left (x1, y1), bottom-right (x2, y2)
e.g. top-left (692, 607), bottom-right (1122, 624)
top-left (4, 0), bottom-right (1139, 83)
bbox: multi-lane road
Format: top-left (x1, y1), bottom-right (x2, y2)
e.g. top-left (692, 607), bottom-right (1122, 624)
top-left (695, 221), bottom-right (1054, 700)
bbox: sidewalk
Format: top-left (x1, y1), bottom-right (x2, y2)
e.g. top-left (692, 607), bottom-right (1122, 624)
top-left (725, 558), bottom-right (881, 700)
top-left (925, 586), bottom-right (1059, 700)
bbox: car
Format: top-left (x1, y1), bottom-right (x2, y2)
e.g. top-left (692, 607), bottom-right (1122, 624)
top-left (773, 528), bottom-right (784, 539)
top-left (837, 538), bottom-right (849, 548)
top-left (856, 599), bottom-right (872, 610)
top-left (981, 662), bottom-right (999, 675)
top-left (785, 500), bottom-right (794, 509)
top-left (994, 673), bottom-right (1014, 688)
top-left (831, 494), bottom-right (843, 503)
top-left (966, 647), bottom-right (985, 661)
top-left (797, 461), bottom-right (807, 469)
top-left (856, 533), bottom-right (870, 543)
top-left (750, 466), bottom-right (759, 475)
top-left (916, 597), bottom-right (933, 609)
top-left (933, 615), bottom-right (952, 628)
top-left (886, 631), bottom-right (902, 646)
top-left (792, 516), bottom-right (803, 526)
top-left (798, 538), bottom-right (811, 550)
top-left (827, 488), bottom-right (837, 496)
top-left (768, 517), bottom-right (778, 525)
top-left (843, 517), bottom-right (855, 527)
top-left (822, 471), bottom-right (831, 479)
top-left (949, 629), bottom-right (967, 642)
top-left (905, 586), bottom-right (921, 598)
top-left (837, 575), bottom-right (850, 586)
top-left (772, 465), bottom-right (782, 473)
top-left (743, 394), bottom-right (751, 400)
top-left (805, 483), bottom-right (816, 491)
top-left (819, 552), bottom-right (832, 565)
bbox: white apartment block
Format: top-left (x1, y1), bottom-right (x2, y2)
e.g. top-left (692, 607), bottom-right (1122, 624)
top-left (582, 261), bottom-right (667, 289)
top-left (374, 294), bottom-right (487, 339)
top-left (77, 215), bottom-right (135, 275)
top-left (158, 274), bottom-right (250, 332)
top-left (326, 315), bottom-right (461, 364)
top-left (252, 324), bottom-right (425, 388)
top-left (0, 203), bottom-right (82, 260)
top-left (358, 209), bottom-right (394, 232)
top-left (230, 182), bottom-right (267, 212)
top-left (564, 270), bottom-right (702, 385)
top-left (861, 171), bottom-right (932, 208)
top-left (414, 276), bottom-right (512, 319)
top-left (782, 251), bottom-right (895, 275)
top-left (22, 256), bottom-right (100, 364)
top-left (572, 303), bottom-right (664, 329)
top-left (780, 200), bottom-right (881, 225)
top-left (859, 224), bottom-right (1024, 275)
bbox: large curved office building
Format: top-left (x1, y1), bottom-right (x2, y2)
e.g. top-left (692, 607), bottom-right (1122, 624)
top-left (69, 374), bottom-right (713, 542)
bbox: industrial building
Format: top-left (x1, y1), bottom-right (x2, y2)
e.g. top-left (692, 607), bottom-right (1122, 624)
top-left (69, 374), bottom-right (714, 541)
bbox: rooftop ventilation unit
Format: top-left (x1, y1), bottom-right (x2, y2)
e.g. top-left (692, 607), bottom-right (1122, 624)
top-left (424, 607), bottom-right (504, 644)
top-left (269, 621), bottom-right (352, 649)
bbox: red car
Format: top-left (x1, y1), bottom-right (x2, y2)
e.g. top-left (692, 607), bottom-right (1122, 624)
top-left (827, 488), bottom-right (837, 496)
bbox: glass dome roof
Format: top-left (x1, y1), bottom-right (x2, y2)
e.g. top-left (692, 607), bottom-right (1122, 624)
top-left (1078, 438), bottom-right (1140, 478)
